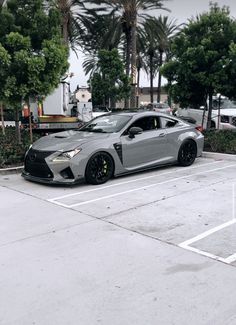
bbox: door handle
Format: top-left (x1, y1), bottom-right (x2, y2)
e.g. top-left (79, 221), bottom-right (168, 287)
top-left (159, 133), bottom-right (166, 137)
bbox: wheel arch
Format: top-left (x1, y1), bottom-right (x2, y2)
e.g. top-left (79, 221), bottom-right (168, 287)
top-left (85, 150), bottom-right (116, 185)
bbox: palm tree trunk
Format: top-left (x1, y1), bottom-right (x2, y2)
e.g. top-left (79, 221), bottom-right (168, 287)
top-left (62, 16), bottom-right (69, 45)
top-left (130, 20), bottom-right (137, 108)
top-left (150, 55), bottom-right (154, 104)
top-left (124, 32), bottom-right (131, 109)
top-left (136, 66), bottom-right (140, 107)
top-left (157, 51), bottom-right (163, 102)
top-left (0, 102), bottom-right (5, 136)
top-left (167, 80), bottom-right (172, 108)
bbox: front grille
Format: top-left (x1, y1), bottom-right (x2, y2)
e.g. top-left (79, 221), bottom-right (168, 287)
top-left (25, 149), bottom-right (54, 179)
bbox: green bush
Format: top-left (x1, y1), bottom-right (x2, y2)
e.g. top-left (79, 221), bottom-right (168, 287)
top-left (204, 130), bottom-right (236, 154)
top-left (0, 127), bottom-right (40, 167)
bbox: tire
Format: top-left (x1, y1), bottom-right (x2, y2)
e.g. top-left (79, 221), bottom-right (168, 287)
top-left (178, 140), bottom-right (197, 166)
top-left (85, 152), bottom-right (114, 185)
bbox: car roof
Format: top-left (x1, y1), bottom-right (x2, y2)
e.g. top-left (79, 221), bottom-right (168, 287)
top-left (109, 110), bottom-right (174, 119)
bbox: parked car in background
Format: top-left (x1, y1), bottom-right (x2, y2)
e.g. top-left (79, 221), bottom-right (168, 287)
top-left (177, 96), bottom-right (236, 129)
top-left (92, 106), bottom-right (111, 118)
top-left (22, 111), bottom-right (204, 185)
top-left (153, 102), bottom-right (172, 115)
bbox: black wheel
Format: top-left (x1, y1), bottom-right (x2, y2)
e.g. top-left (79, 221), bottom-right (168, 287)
top-left (178, 140), bottom-right (197, 166)
top-left (85, 152), bottom-right (114, 185)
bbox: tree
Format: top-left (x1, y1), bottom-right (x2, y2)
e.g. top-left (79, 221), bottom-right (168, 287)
top-left (0, 43), bottom-right (11, 135)
top-left (0, 0), bottom-right (68, 141)
top-left (48, 0), bottom-right (100, 50)
top-left (90, 49), bottom-right (130, 108)
top-left (92, 0), bottom-right (168, 108)
top-left (154, 15), bottom-right (181, 102)
top-left (161, 3), bottom-right (236, 129)
top-left (82, 13), bottom-right (123, 77)
top-left (139, 19), bottom-right (160, 104)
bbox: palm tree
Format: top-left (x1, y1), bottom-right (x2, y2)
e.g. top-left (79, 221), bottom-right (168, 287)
top-left (92, 0), bottom-right (168, 108)
top-left (154, 15), bottom-right (181, 102)
top-left (49, 0), bottom-right (100, 50)
top-left (139, 19), bottom-right (160, 103)
top-left (82, 13), bottom-right (123, 77)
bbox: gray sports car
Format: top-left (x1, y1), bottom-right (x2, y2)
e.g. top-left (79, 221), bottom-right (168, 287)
top-left (22, 111), bottom-right (204, 185)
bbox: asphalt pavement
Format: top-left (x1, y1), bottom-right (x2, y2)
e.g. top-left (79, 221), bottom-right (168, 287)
top-left (1, 156), bottom-right (236, 325)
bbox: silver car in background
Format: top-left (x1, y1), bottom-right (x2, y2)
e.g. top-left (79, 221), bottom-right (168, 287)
top-left (22, 111), bottom-right (204, 185)
top-left (153, 102), bottom-right (172, 115)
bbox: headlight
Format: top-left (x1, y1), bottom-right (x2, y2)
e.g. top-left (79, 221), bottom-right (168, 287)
top-left (52, 148), bottom-right (81, 162)
top-left (221, 115), bottom-right (229, 123)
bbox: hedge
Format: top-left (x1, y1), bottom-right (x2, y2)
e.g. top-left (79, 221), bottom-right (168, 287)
top-left (204, 129), bottom-right (236, 154)
top-left (0, 127), bottom-right (236, 168)
top-left (0, 127), bottom-right (40, 168)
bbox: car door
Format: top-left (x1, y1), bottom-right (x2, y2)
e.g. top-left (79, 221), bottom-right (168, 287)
top-left (120, 116), bottom-right (169, 170)
top-left (160, 116), bottom-right (187, 160)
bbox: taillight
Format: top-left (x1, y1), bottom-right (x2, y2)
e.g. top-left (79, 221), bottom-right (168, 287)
top-left (195, 126), bottom-right (203, 132)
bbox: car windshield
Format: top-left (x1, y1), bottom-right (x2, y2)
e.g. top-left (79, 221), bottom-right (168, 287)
top-left (79, 114), bottom-right (131, 133)
top-left (212, 99), bottom-right (236, 109)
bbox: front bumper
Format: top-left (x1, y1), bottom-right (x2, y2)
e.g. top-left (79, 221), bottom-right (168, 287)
top-left (21, 170), bottom-right (84, 185)
top-left (23, 148), bottom-right (85, 185)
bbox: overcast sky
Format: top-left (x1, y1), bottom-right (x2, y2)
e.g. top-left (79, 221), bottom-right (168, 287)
top-left (69, 0), bottom-right (236, 90)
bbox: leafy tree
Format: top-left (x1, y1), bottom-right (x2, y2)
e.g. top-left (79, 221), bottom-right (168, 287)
top-left (162, 3), bottom-right (236, 128)
top-left (90, 49), bottom-right (130, 108)
top-left (0, 0), bottom-right (68, 141)
top-left (0, 43), bottom-right (11, 135)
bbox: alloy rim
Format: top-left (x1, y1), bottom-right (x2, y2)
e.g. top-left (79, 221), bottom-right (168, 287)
top-left (90, 154), bottom-right (111, 182)
top-left (181, 142), bottom-right (196, 163)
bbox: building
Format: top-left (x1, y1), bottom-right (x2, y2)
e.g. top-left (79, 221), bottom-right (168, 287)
top-left (138, 87), bottom-right (168, 105)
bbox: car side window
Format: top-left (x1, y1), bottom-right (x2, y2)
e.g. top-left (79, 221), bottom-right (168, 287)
top-left (161, 117), bottom-right (178, 128)
top-left (122, 116), bottom-right (160, 136)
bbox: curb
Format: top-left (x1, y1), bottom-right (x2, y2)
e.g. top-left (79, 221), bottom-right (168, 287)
top-left (0, 166), bottom-right (24, 175)
top-left (202, 151), bottom-right (236, 161)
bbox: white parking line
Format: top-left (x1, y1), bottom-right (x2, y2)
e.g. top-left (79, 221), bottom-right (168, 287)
top-left (49, 163), bottom-right (236, 208)
top-left (179, 219), bottom-right (236, 247)
top-left (48, 160), bottom-right (223, 203)
top-left (179, 218), bottom-right (236, 264)
top-left (178, 182), bottom-right (236, 264)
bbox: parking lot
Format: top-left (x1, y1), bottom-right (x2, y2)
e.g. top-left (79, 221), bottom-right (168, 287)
top-left (1, 156), bottom-right (236, 325)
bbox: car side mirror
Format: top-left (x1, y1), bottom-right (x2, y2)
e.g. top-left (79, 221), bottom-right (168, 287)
top-left (128, 126), bottom-right (143, 138)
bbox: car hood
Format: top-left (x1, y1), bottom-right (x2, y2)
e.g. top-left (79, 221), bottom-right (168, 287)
top-left (212, 109), bottom-right (236, 117)
top-left (32, 130), bottom-right (113, 152)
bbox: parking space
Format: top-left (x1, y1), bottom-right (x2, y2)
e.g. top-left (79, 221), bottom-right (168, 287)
top-left (1, 157), bottom-right (236, 263)
top-left (1, 156), bottom-right (236, 324)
